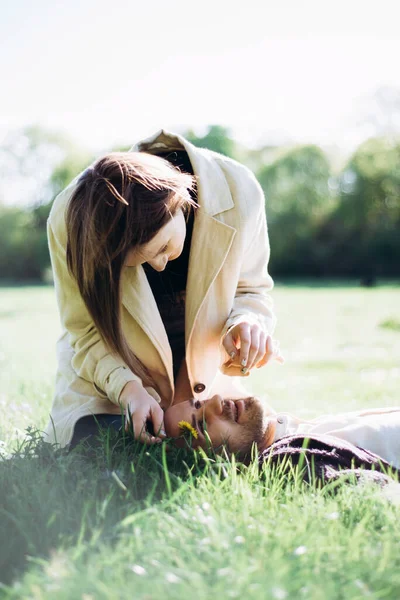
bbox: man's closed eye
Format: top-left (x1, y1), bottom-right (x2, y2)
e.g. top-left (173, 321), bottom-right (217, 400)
top-left (192, 413), bottom-right (205, 436)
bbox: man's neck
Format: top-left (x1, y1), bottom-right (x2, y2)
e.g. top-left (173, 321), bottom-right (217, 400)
top-left (259, 417), bottom-right (277, 452)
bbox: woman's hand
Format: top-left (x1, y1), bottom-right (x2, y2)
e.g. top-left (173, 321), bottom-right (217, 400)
top-left (119, 380), bottom-right (166, 444)
top-left (222, 321), bottom-right (284, 375)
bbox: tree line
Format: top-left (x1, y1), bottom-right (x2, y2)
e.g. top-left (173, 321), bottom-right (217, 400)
top-left (1, 125), bottom-right (399, 282)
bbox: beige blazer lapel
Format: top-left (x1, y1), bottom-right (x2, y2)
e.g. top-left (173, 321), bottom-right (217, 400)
top-left (185, 209), bottom-right (236, 347)
top-left (131, 129), bottom-right (239, 379)
top-left (133, 129), bottom-right (234, 216)
top-left (121, 265), bottom-right (173, 381)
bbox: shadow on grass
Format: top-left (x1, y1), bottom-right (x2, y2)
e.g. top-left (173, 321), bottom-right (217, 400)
top-left (3, 427), bottom-right (399, 590)
top-left (0, 428), bottom-right (207, 586)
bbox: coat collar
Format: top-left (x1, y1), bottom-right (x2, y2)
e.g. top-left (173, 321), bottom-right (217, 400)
top-left (185, 209), bottom-right (236, 348)
top-left (121, 265), bottom-right (174, 383)
top-left (121, 211), bottom-right (236, 388)
top-left (131, 129), bottom-right (234, 217)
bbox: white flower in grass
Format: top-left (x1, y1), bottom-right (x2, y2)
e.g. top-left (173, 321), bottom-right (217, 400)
top-left (300, 586), bottom-right (310, 595)
top-left (202, 502), bottom-right (210, 511)
top-left (44, 551), bottom-right (69, 580)
top-left (354, 579), bottom-right (371, 594)
top-left (131, 565), bottom-right (146, 576)
top-left (167, 531), bottom-right (176, 539)
top-left (217, 567), bottom-right (231, 577)
top-left (0, 441), bottom-right (10, 459)
top-left (150, 559), bottom-right (161, 567)
top-left (272, 586), bottom-right (288, 599)
top-left (198, 513), bottom-right (214, 525)
top-left (200, 537), bottom-right (211, 546)
top-left (293, 545), bottom-right (307, 556)
top-left (325, 511), bottom-right (340, 520)
top-left (45, 584), bottom-right (60, 592)
top-left (234, 536), bottom-right (245, 544)
top-left (165, 573), bottom-right (181, 583)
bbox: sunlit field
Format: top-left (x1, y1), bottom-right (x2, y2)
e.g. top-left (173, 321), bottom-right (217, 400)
top-left (1, 283), bottom-right (400, 598)
top-left (2, 282), bottom-right (400, 446)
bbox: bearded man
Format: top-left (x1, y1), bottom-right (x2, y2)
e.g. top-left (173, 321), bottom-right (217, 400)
top-left (164, 395), bottom-right (400, 471)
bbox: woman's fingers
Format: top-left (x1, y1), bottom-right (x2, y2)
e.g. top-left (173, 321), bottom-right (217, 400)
top-left (222, 331), bottom-right (238, 362)
top-left (222, 323), bottom-right (251, 367)
top-left (249, 329), bottom-right (267, 371)
top-left (220, 363), bottom-right (251, 377)
top-left (223, 323), bottom-right (284, 373)
top-left (237, 323), bottom-right (251, 369)
top-left (125, 409), bottom-right (155, 443)
top-left (150, 403), bottom-right (167, 439)
top-left (125, 403), bottom-right (166, 444)
top-left (138, 430), bottom-right (163, 445)
top-left (124, 408), bottom-right (140, 435)
top-left (256, 335), bottom-right (273, 368)
top-left (256, 337), bottom-right (285, 368)
top-left (245, 327), bottom-right (261, 372)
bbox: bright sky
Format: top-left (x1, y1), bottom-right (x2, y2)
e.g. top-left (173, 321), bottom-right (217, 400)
top-left (1, 0), bottom-right (400, 153)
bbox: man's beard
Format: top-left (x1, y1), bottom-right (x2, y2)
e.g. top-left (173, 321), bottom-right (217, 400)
top-left (225, 396), bottom-right (270, 458)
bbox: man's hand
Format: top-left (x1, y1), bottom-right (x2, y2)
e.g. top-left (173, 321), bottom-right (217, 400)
top-left (222, 322), bottom-right (284, 375)
top-left (119, 380), bottom-right (166, 444)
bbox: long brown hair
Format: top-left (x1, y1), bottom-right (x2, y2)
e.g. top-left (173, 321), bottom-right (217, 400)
top-left (66, 151), bottom-right (196, 387)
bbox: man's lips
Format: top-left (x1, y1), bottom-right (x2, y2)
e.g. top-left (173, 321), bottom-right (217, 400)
top-left (224, 400), bottom-right (245, 423)
top-left (236, 400), bottom-right (245, 423)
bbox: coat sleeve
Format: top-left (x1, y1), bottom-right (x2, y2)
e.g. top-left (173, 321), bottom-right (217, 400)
top-left (221, 170), bottom-right (276, 341)
top-left (47, 218), bottom-right (146, 405)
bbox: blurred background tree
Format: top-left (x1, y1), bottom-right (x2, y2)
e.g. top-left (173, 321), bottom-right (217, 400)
top-left (0, 124), bottom-right (399, 283)
top-left (0, 126), bottom-right (92, 281)
top-left (318, 137), bottom-right (400, 281)
top-left (185, 125), bottom-right (239, 159)
top-left (257, 145), bottom-right (334, 276)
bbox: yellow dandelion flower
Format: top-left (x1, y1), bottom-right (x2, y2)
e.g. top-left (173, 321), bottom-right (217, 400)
top-left (178, 420), bottom-right (198, 439)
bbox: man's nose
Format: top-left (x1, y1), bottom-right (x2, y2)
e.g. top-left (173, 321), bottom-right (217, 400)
top-left (202, 395), bottom-right (223, 420)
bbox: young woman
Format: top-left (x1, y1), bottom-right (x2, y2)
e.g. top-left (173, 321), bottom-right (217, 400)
top-left (44, 129), bottom-right (280, 449)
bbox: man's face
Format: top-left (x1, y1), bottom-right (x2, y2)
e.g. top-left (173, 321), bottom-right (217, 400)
top-left (164, 395), bottom-right (270, 457)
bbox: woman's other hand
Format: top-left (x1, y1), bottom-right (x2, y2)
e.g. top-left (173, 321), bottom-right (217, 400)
top-left (119, 380), bottom-right (166, 444)
top-left (222, 322), bottom-right (284, 375)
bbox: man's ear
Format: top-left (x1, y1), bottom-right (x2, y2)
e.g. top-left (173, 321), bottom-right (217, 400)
top-left (258, 419), bottom-right (277, 453)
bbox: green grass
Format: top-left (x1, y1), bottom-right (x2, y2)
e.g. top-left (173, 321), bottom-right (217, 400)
top-left (1, 282), bottom-right (400, 599)
top-left (380, 318), bottom-right (400, 332)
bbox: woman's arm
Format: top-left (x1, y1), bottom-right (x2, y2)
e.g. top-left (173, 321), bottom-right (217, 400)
top-left (49, 219), bottom-right (166, 442)
top-left (48, 219), bottom-right (146, 404)
top-left (221, 171), bottom-right (280, 374)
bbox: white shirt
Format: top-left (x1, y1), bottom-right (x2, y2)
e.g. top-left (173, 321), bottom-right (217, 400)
top-left (272, 408), bottom-right (400, 469)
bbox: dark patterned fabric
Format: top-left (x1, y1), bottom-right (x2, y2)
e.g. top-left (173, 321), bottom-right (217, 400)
top-left (259, 434), bottom-right (400, 487)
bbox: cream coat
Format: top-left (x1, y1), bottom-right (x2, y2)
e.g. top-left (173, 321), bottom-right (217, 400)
top-left (273, 408), bottom-right (400, 469)
top-left (44, 130), bottom-right (276, 447)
